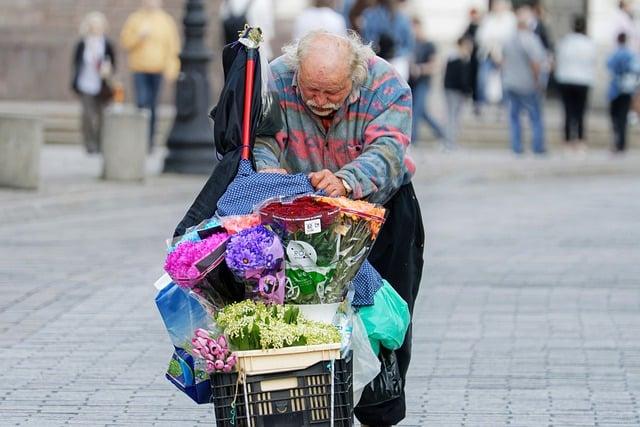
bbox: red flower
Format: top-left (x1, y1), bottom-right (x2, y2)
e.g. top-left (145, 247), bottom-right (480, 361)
top-left (258, 196), bottom-right (339, 232)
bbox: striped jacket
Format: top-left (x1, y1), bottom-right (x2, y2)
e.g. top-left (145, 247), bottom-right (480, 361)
top-left (254, 55), bottom-right (415, 205)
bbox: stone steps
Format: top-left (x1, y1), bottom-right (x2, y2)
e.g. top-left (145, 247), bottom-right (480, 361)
top-left (0, 101), bottom-right (174, 146)
top-left (0, 100), bottom-right (637, 149)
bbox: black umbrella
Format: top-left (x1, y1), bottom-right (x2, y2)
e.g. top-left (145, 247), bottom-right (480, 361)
top-left (173, 28), bottom-right (279, 236)
top-left (174, 27), bottom-right (313, 235)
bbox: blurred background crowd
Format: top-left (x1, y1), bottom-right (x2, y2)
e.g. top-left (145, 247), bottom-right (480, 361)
top-left (0, 0), bottom-right (639, 156)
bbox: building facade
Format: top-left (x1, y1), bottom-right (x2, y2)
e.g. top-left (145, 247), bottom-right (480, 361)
top-left (0, 0), bottom-right (635, 106)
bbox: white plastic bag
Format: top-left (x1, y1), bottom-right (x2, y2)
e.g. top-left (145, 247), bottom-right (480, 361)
top-left (351, 311), bottom-right (381, 405)
top-left (485, 68), bottom-right (503, 104)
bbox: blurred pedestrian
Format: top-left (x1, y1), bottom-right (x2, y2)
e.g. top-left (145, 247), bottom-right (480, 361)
top-left (612, 1), bottom-right (639, 52)
top-left (443, 36), bottom-right (473, 150)
top-left (463, 8), bottom-right (482, 114)
top-left (612, 0), bottom-right (640, 125)
top-left (607, 32), bottom-right (640, 153)
top-left (502, 5), bottom-right (547, 155)
top-left (531, 2), bottom-right (554, 92)
top-left (344, 0), bottom-right (375, 34)
top-left (555, 16), bottom-right (596, 154)
top-left (120, 0), bottom-right (180, 152)
top-left (220, 0), bottom-right (275, 59)
top-left (293, 0), bottom-right (347, 40)
top-left (409, 16), bottom-right (445, 144)
top-left (71, 11), bottom-right (116, 155)
top-left (476, 0), bottom-right (516, 108)
top-left (360, 0), bottom-right (414, 80)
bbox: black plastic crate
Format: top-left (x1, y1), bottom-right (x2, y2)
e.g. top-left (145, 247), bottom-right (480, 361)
top-left (211, 357), bottom-right (353, 426)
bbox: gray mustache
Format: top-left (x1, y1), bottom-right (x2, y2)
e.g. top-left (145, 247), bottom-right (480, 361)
top-left (306, 100), bottom-right (340, 110)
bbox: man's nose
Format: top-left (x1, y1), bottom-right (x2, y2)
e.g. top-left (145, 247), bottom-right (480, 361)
top-left (313, 95), bottom-right (327, 106)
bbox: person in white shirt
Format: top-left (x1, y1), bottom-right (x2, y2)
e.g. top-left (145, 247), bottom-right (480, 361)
top-left (476, 0), bottom-right (516, 105)
top-left (612, 1), bottom-right (639, 52)
top-left (293, 0), bottom-right (347, 40)
top-left (555, 16), bottom-right (596, 152)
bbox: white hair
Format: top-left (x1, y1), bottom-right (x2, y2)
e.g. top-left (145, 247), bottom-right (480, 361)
top-left (79, 11), bottom-right (108, 36)
top-left (282, 30), bottom-right (375, 89)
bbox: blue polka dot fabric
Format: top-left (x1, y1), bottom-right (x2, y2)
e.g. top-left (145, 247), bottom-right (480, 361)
top-left (351, 260), bottom-right (383, 307)
top-left (215, 160), bottom-right (315, 216)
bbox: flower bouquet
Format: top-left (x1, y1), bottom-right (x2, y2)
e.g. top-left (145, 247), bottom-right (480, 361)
top-left (316, 196), bottom-right (386, 293)
top-left (167, 217), bottom-right (222, 250)
top-left (258, 196), bottom-right (341, 304)
top-left (191, 328), bottom-right (238, 374)
top-left (219, 213), bottom-right (261, 235)
top-left (213, 300), bottom-right (341, 351)
top-left (186, 300), bottom-right (341, 378)
top-left (225, 225), bottom-right (286, 304)
top-left (164, 232), bottom-right (244, 313)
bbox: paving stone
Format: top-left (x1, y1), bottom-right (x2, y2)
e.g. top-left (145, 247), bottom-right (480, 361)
top-left (2, 146), bottom-right (640, 426)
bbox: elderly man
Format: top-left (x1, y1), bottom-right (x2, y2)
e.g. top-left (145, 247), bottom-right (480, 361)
top-left (255, 30), bottom-right (424, 426)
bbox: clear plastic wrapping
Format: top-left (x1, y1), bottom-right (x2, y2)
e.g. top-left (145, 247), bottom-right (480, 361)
top-left (224, 225), bottom-right (286, 305)
top-left (258, 196), bottom-right (342, 304)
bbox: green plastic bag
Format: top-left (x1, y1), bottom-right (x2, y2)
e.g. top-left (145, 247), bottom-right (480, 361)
top-left (358, 280), bottom-right (410, 355)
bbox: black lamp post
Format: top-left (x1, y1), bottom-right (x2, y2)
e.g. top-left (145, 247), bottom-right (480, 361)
top-left (163, 0), bottom-right (216, 174)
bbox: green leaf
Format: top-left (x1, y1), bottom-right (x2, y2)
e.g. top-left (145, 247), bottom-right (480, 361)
top-left (167, 359), bottom-right (182, 377)
top-left (283, 306), bottom-right (299, 324)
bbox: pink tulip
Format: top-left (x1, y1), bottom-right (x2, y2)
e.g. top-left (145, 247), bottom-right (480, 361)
top-left (195, 328), bottom-right (209, 339)
top-left (222, 364), bottom-right (232, 373)
top-left (226, 355), bottom-right (237, 366)
top-left (195, 337), bottom-right (209, 348)
top-left (206, 361), bottom-right (215, 373)
top-left (214, 360), bottom-right (224, 371)
top-left (191, 347), bottom-right (202, 358)
top-left (217, 336), bottom-right (227, 348)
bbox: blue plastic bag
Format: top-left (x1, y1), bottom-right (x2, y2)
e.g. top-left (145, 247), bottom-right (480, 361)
top-left (155, 281), bottom-right (213, 404)
top-left (165, 347), bottom-right (212, 404)
top-left (155, 282), bottom-right (210, 348)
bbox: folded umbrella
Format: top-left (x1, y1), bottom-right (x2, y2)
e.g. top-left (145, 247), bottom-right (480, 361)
top-left (214, 30), bottom-right (314, 217)
top-left (174, 28), bottom-right (312, 234)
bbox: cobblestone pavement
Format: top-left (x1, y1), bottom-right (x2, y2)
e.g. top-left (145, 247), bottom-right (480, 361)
top-left (1, 146), bottom-right (639, 426)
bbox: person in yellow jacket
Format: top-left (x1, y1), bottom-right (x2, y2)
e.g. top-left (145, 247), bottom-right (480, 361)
top-left (120, 0), bottom-right (181, 151)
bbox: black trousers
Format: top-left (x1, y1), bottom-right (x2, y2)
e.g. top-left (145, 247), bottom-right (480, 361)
top-left (354, 182), bottom-right (425, 426)
top-left (558, 83), bottom-right (589, 141)
top-left (610, 94), bottom-right (632, 152)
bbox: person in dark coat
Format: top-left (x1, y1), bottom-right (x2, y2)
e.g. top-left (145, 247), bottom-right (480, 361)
top-left (443, 36), bottom-right (473, 149)
top-left (463, 7), bottom-right (482, 113)
top-left (71, 11), bottom-right (116, 154)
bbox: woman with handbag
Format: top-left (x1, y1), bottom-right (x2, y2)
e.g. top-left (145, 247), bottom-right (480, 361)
top-left (71, 11), bottom-right (116, 154)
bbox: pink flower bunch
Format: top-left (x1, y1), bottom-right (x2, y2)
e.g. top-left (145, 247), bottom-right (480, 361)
top-left (164, 232), bottom-right (228, 288)
top-left (220, 214), bottom-right (261, 235)
top-left (191, 328), bottom-right (237, 374)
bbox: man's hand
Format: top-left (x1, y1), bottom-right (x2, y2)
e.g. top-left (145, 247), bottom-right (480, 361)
top-left (260, 168), bottom-right (288, 174)
top-left (308, 169), bottom-right (346, 197)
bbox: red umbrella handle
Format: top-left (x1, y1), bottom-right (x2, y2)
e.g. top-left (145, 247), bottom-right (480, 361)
top-left (241, 49), bottom-right (257, 161)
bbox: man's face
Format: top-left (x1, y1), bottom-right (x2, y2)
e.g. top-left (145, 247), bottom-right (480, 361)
top-left (297, 59), bottom-right (352, 117)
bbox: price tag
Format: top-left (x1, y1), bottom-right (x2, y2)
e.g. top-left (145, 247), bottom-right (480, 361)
top-left (304, 219), bottom-right (322, 235)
